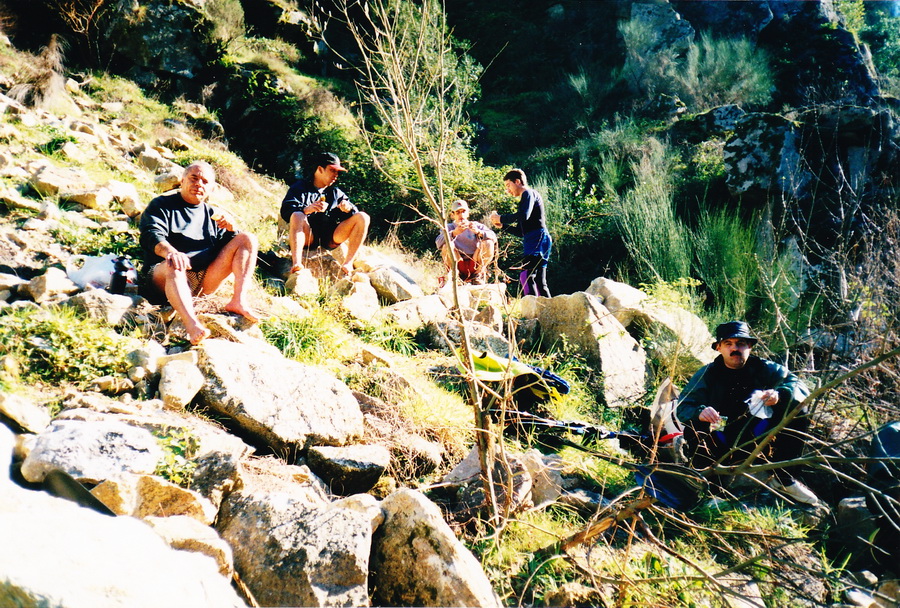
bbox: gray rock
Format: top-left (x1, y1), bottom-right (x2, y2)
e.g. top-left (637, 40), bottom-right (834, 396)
top-left (372, 489), bottom-right (503, 608)
top-left (519, 292), bottom-right (646, 408)
top-left (158, 358), bottom-right (205, 409)
top-left (0, 480), bottom-right (244, 607)
top-left (59, 288), bottom-right (136, 326)
top-left (587, 277), bottom-right (715, 369)
top-left (307, 444), bottom-right (391, 495)
top-left (20, 419), bottom-right (163, 484)
top-left (368, 265), bottom-right (424, 303)
top-left (144, 515), bottom-right (234, 579)
top-left (0, 391), bottom-right (51, 433)
top-left (91, 474), bottom-right (217, 524)
top-left (29, 163), bottom-right (97, 197)
top-left (22, 267), bottom-right (79, 302)
top-left (376, 294), bottom-right (449, 331)
top-left (217, 487), bottom-right (372, 607)
top-left (196, 339), bottom-right (364, 453)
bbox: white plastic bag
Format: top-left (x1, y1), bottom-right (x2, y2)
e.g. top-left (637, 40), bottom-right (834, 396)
top-left (66, 254), bottom-right (119, 289)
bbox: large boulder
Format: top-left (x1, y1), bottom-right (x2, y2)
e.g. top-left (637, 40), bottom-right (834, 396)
top-left (196, 339), bottom-right (364, 454)
top-left (216, 485), bottom-right (372, 607)
top-left (519, 292), bottom-right (647, 407)
top-left (20, 419), bottom-right (163, 484)
top-left (587, 277), bottom-right (715, 369)
top-left (0, 473), bottom-right (244, 607)
top-left (371, 489), bottom-right (502, 608)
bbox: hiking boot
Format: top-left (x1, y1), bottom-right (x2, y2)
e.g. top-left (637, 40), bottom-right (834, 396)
top-left (771, 478), bottom-right (821, 506)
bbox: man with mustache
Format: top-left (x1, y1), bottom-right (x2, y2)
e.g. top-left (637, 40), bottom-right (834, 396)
top-left (675, 321), bottom-right (821, 505)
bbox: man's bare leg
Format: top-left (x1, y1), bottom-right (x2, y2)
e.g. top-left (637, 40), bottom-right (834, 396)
top-left (288, 212), bottom-right (314, 272)
top-left (331, 212), bottom-right (370, 274)
top-left (152, 263), bottom-right (210, 345)
top-left (201, 232), bottom-right (260, 323)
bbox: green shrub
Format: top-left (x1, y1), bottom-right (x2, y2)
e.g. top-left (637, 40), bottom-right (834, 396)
top-left (353, 320), bottom-right (419, 356)
top-left (674, 32), bottom-right (773, 110)
top-left (0, 307), bottom-right (132, 386)
top-left (153, 426), bottom-right (200, 487)
top-left (616, 138), bottom-right (692, 282)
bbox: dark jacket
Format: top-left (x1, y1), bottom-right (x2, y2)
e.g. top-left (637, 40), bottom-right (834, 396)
top-left (139, 191), bottom-right (234, 269)
top-left (279, 177), bottom-right (358, 231)
top-left (676, 355), bottom-right (810, 424)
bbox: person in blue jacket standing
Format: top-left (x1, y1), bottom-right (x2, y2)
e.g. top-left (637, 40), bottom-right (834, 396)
top-left (490, 168), bottom-right (552, 297)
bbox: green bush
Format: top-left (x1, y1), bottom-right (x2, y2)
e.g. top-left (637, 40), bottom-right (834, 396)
top-left (259, 314), bottom-right (345, 363)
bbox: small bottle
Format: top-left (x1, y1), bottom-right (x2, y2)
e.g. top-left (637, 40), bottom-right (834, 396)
top-left (109, 256), bottom-right (132, 295)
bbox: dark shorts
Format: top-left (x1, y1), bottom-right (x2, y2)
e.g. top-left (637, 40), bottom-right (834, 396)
top-left (139, 264), bottom-right (207, 305)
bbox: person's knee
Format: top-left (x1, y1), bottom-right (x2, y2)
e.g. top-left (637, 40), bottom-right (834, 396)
top-left (234, 231), bottom-right (258, 251)
top-left (355, 211), bottom-right (371, 229)
top-left (289, 212), bottom-right (311, 231)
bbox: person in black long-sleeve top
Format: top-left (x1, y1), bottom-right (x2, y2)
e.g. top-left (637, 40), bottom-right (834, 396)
top-left (140, 161), bottom-right (259, 344)
top-left (280, 152), bottom-right (370, 275)
top-left (489, 168), bottom-right (552, 297)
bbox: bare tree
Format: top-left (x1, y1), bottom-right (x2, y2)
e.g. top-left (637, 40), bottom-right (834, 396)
top-left (335, 0), bottom-right (504, 524)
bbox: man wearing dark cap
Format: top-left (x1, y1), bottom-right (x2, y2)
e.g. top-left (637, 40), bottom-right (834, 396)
top-left (280, 152), bottom-right (370, 275)
top-left (676, 321), bottom-right (821, 505)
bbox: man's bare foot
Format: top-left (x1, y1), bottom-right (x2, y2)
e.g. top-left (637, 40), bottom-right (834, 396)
top-left (290, 263), bottom-right (303, 274)
top-left (187, 324), bottom-right (211, 345)
top-left (340, 262), bottom-right (354, 276)
top-left (225, 302), bottom-right (260, 324)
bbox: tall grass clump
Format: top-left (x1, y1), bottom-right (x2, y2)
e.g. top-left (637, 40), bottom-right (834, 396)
top-left (259, 313), bottom-right (346, 364)
top-left (616, 139), bottom-right (691, 282)
top-left (674, 32), bottom-right (773, 110)
top-left (692, 206), bottom-right (761, 321)
top-left (8, 34), bottom-right (68, 110)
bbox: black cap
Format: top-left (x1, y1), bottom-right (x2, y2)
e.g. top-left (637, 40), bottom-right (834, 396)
top-left (313, 152), bottom-right (347, 172)
top-left (711, 321), bottom-right (757, 350)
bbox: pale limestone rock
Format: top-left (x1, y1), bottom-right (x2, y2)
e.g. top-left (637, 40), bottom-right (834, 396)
top-left (155, 170), bottom-right (183, 191)
top-left (519, 292), bottom-right (646, 407)
top-left (285, 266), bottom-right (319, 297)
top-left (60, 288), bottom-right (136, 326)
top-left (0, 478), bottom-right (244, 607)
top-left (29, 163), bottom-right (97, 196)
top-left (144, 515), bottom-right (234, 578)
top-left (22, 267), bottom-right (79, 302)
top-left (107, 179), bottom-right (144, 217)
top-left (368, 265), bottom-right (424, 303)
top-left (520, 449), bottom-right (565, 507)
top-left (0, 391), bottom-right (51, 433)
top-left (20, 419), bottom-right (163, 484)
top-left (587, 277), bottom-right (715, 369)
top-left (375, 294), bottom-right (449, 331)
top-left (159, 358), bottom-right (206, 409)
top-left (196, 339), bottom-right (364, 453)
top-left (62, 186), bottom-right (115, 211)
top-left (91, 474), bottom-right (217, 524)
